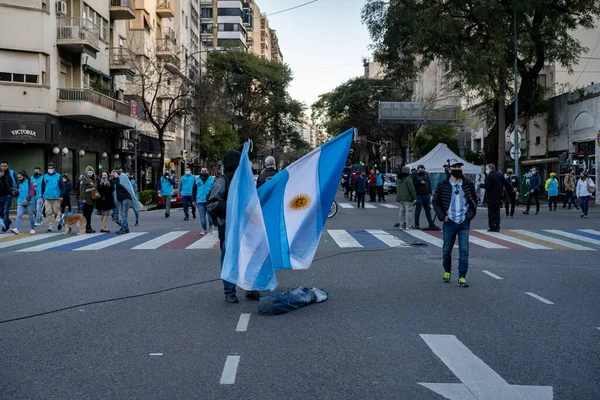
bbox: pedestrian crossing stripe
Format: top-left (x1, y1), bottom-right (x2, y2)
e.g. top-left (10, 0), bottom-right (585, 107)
top-left (1, 229), bottom-right (600, 252)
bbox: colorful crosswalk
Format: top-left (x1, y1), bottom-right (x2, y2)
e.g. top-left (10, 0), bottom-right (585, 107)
top-left (1, 229), bottom-right (600, 252)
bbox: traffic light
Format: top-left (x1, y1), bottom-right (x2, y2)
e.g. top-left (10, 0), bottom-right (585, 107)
top-left (359, 161), bottom-right (364, 165)
top-left (98, 164), bottom-right (103, 170)
top-left (374, 164), bottom-right (378, 168)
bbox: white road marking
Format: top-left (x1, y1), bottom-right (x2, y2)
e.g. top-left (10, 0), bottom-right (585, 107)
top-left (418, 334), bottom-right (553, 400)
top-left (525, 292), bottom-right (554, 305)
top-left (364, 203), bottom-right (377, 209)
top-left (365, 229), bottom-right (406, 247)
top-left (0, 233), bottom-right (62, 249)
top-left (220, 355), bottom-right (240, 385)
top-left (149, 353), bottom-right (163, 356)
top-left (338, 203), bottom-right (354, 209)
top-left (17, 233), bottom-right (104, 252)
top-left (579, 229), bottom-right (600, 236)
top-left (469, 236), bottom-right (507, 249)
top-left (596, 327), bottom-right (600, 331)
top-left (544, 229), bottom-right (600, 246)
top-left (74, 232), bottom-right (148, 250)
top-left (236, 313), bottom-right (251, 332)
top-left (482, 270), bottom-right (503, 280)
top-left (327, 230), bottom-right (362, 248)
top-left (475, 230), bottom-right (552, 250)
top-left (512, 230), bottom-right (595, 251)
top-left (186, 230), bottom-right (219, 249)
top-left (132, 231), bottom-right (188, 250)
top-left (403, 230), bottom-right (444, 248)
top-left (380, 204), bottom-right (398, 209)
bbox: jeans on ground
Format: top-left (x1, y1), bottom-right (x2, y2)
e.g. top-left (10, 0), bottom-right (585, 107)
top-left (0, 195), bottom-right (11, 230)
top-left (487, 202), bottom-right (501, 230)
top-left (398, 201), bottom-right (414, 228)
top-left (562, 190), bottom-right (578, 209)
top-left (356, 192), bottom-right (365, 208)
top-left (442, 219), bottom-right (470, 278)
top-left (163, 195), bottom-right (172, 214)
top-left (258, 287), bottom-right (320, 316)
top-left (118, 199), bottom-right (132, 230)
top-left (580, 195), bottom-right (590, 216)
top-left (44, 199), bottom-right (61, 230)
top-left (15, 203), bottom-right (35, 231)
top-left (197, 202), bottom-right (213, 230)
top-left (525, 191), bottom-right (540, 213)
top-left (182, 195), bottom-right (194, 218)
top-left (415, 194), bottom-right (434, 227)
top-left (218, 223), bottom-right (237, 295)
top-left (369, 186), bottom-right (376, 202)
top-left (504, 193), bottom-right (516, 216)
top-left (377, 185), bottom-right (385, 201)
top-left (548, 196), bottom-right (558, 210)
top-left (35, 197), bottom-right (44, 224)
top-left (82, 203), bottom-right (94, 229)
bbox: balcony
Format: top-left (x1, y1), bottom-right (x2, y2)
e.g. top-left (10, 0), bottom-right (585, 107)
top-left (156, 1), bottom-right (174, 19)
top-left (156, 38), bottom-right (180, 62)
top-left (110, 0), bottom-right (136, 20)
top-left (109, 48), bottom-right (136, 75)
top-left (57, 88), bottom-right (136, 128)
top-left (200, 0), bottom-right (213, 4)
top-left (56, 17), bottom-right (100, 55)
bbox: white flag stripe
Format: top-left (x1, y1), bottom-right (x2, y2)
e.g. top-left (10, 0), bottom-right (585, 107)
top-left (363, 203), bottom-right (377, 209)
top-left (475, 230), bottom-right (551, 250)
top-left (366, 229), bottom-right (406, 247)
top-left (327, 230), bottom-right (363, 248)
top-left (132, 231), bottom-right (188, 250)
top-left (403, 230), bottom-right (444, 248)
top-left (511, 230), bottom-right (595, 251)
top-left (469, 236), bottom-right (507, 249)
top-left (0, 233), bottom-right (62, 249)
top-left (544, 230), bottom-right (600, 246)
top-left (380, 204), bottom-right (399, 209)
top-left (17, 233), bottom-right (105, 252)
top-left (186, 230), bottom-right (219, 249)
top-left (237, 200), bottom-right (271, 286)
top-left (338, 203), bottom-right (354, 209)
top-left (74, 232), bottom-right (148, 251)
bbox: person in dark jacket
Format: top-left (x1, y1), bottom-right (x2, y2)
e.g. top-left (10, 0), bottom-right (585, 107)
top-left (504, 169), bottom-right (519, 218)
top-left (207, 150), bottom-right (260, 304)
top-left (61, 174), bottom-right (73, 213)
top-left (95, 171), bottom-right (116, 232)
top-left (432, 158), bottom-right (478, 288)
top-left (411, 164), bottom-right (439, 230)
top-left (257, 156), bottom-right (278, 189)
top-left (368, 168), bottom-right (377, 202)
top-left (79, 166), bottom-right (97, 233)
top-left (353, 171), bottom-right (368, 208)
top-left (523, 167), bottom-right (541, 215)
top-left (0, 160), bottom-right (15, 232)
top-left (483, 164), bottom-right (513, 232)
top-left (395, 166), bottom-right (416, 229)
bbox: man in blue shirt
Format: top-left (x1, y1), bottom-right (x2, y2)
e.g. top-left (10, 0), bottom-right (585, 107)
top-left (41, 162), bottom-right (64, 232)
top-left (523, 167), bottom-right (541, 215)
top-left (178, 166), bottom-right (196, 221)
top-left (30, 167), bottom-right (44, 226)
top-left (158, 171), bottom-right (176, 218)
top-left (432, 159), bottom-right (478, 288)
top-left (376, 169), bottom-right (386, 201)
top-left (192, 167), bottom-right (215, 234)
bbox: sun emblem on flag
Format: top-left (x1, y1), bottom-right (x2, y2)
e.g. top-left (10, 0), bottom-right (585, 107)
top-left (289, 194), bottom-right (312, 211)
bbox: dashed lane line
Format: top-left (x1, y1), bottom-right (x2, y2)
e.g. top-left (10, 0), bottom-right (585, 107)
top-left (525, 292), bottom-right (554, 305)
top-left (219, 355), bottom-right (240, 385)
top-left (236, 314), bottom-right (251, 332)
top-left (482, 270), bottom-right (503, 280)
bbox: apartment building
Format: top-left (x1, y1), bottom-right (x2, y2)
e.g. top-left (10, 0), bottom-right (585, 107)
top-left (270, 29), bottom-right (282, 63)
top-left (199, 0), bottom-right (247, 50)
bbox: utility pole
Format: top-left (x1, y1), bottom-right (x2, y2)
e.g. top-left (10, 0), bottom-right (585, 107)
top-left (498, 70), bottom-right (506, 172)
top-left (513, 5), bottom-right (520, 179)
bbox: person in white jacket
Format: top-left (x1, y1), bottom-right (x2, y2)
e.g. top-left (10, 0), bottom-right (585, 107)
top-left (576, 171), bottom-right (596, 218)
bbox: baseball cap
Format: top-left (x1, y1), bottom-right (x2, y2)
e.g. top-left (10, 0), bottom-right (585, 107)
top-left (417, 164), bottom-right (425, 169)
top-left (448, 158), bottom-right (464, 167)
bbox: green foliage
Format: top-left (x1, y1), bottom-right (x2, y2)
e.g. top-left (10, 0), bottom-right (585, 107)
top-left (138, 190), bottom-right (157, 206)
top-left (200, 120), bottom-right (240, 163)
top-left (280, 134), bottom-right (313, 167)
top-left (411, 126), bottom-right (458, 159)
top-left (464, 150), bottom-right (485, 166)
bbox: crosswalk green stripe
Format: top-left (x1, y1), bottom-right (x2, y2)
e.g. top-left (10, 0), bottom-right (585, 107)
top-left (0, 234), bottom-right (72, 252)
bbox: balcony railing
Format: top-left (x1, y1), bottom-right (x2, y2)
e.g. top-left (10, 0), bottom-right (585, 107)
top-left (58, 88), bottom-right (131, 116)
top-left (56, 17), bottom-right (100, 49)
top-left (156, 1), bottom-right (175, 18)
top-left (156, 37), bottom-right (178, 56)
top-left (110, 0), bottom-right (136, 20)
top-left (110, 0), bottom-right (134, 8)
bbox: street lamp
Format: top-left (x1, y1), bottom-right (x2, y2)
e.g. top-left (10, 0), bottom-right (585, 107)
top-left (78, 150), bottom-right (85, 158)
top-left (382, 156), bottom-right (387, 174)
top-left (129, 130), bottom-right (141, 180)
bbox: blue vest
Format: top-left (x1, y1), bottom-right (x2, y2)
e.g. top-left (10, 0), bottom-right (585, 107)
top-left (17, 179), bottom-right (30, 204)
top-left (30, 175), bottom-right (43, 199)
top-left (160, 176), bottom-right (174, 196)
top-left (180, 174), bottom-right (195, 196)
top-left (43, 173), bottom-right (61, 199)
top-left (547, 178), bottom-right (559, 197)
top-left (195, 175), bottom-right (214, 203)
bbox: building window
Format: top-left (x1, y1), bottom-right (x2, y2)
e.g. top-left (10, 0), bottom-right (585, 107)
top-left (0, 50), bottom-right (43, 85)
top-left (535, 136), bottom-right (541, 145)
top-left (0, 72), bottom-right (38, 83)
top-left (217, 8), bottom-right (242, 17)
top-left (538, 74), bottom-right (547, 87)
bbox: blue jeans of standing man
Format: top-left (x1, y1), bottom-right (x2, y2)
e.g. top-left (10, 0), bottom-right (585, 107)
top-left (0, 195), bottom-right (11, 231)
top-left (118, 199), bottom-right (132, 230)
top-left (35, 197), bottom-right (44, 224)
top-left (182, 195), bottom-right (195, 218)
top-left (196, 202), bottom-right (213, 231)
top-left (415, 194), bottom-right (434, 228)
top-left (579, 195), bottom-right (590, 216)
top-left (217, 223), bottom-right (237, 295)
top-left (442, 219), bottom-right (470, 278)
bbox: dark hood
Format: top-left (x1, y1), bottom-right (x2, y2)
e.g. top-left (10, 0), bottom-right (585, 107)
top-left (223, 150), bottom-right (241, 180)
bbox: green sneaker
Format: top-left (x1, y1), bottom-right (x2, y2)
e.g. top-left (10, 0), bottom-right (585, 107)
top-left (442, 272), bottom-right (451, 283)
top-left (458, 277), bottom-right (469, 288)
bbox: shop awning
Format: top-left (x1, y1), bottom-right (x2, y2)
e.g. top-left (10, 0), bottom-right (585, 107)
top-left (520, 157), bottom-right (559, 166)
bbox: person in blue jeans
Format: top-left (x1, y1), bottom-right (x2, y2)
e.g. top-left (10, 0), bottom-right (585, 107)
top-left (11, 170), bottom-right (36, 235)
top-left (192, 167), bottom-right (214, 234)
top-left (432, 158), bottom-right (478, 288)
top-left (112, 169), bottom-right (139, 234)
top-left (30, 167), bottom-right (44, 226)
top-left (127, 173), bottom-right (140, 226)
top-left (576, 172), bottom-right (596, 218)
top-left (179, 166), bottom-right (196, 221)
top-left (159, 171), bottom-right (176, 218)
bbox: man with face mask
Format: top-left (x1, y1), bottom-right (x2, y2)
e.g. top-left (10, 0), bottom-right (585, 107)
top-left (30, 167), bottom-right (45, 226)
top-left (178, 167), bottom-right (196, 221)
top-left (0, 160), bottom-right (15, 232)
top-left (411, 164), bottom-right (439, 230)
top-left (432, 158), bottom-right (478, 288)
top-left (562, 168), bottom-right (579, 210)
top-left (504, 169), bottom-right (519, 218)
top-left (41, 162), bottom-right (64, 232)
top-left (158, 170), bottom-right (176, 218)
top-left (192, 167), bottom-right (215, 234)
top-left (523, 167), bottom-right (541, 215)
top-left (482, 164), bottom-right (513, 232)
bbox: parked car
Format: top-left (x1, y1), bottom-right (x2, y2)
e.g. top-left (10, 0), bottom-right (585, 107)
top-left (384, 173), bottom-right (397, 194)
top-left (156, 188), bottom-right (183, 209)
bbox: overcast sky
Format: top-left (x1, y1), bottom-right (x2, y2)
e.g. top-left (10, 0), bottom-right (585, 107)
top-left (257, 0), bottom-right (373, 109)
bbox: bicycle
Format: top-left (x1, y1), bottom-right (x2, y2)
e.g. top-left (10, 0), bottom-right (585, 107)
top-left (328, 200), bottom-right (338, 218)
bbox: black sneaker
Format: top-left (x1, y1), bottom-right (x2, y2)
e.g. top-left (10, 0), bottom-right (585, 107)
top-left (522, 211), bottom-right (529, 215)
top-left (192, 214), bottom-right (196, 219)
top-left (46, 228), bottom-right (52, 233)
top-left (429, 225), bottom-right (441, 231)
top-left (135, 221), bottom-right (139, 226)
top-left (115, 220), bottom-right (122, 226)
top-left (393, 223), bottom-right (400, 228)
top-left (57, 224), bottom-right (62, 231)
top-left (85, 228), bottom-right (95, 233)
top-left (165, 212), bottom-right (169, 218)
top-left (245, 291), bottom-right (261, 301)
top-left (183, 216), bottom-right (189, 221)
top-left (225, 293), bottom-right (239, 303)
top-left (116, 228), bottom-right (125, 235)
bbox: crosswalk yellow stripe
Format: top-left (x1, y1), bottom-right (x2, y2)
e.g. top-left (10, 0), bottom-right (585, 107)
top-left (499, 230), bottom-right (570, 250)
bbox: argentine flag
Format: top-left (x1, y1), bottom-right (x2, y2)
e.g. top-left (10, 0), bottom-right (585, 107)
top-left (221, 141), bottom-right (278, 291)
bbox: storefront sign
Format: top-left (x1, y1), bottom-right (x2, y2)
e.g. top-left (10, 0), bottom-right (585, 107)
top-left (0, 121), bottom-right (46, 141)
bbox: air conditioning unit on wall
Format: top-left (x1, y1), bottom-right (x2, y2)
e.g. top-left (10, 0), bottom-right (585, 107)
top-left (56, 1), bottom-right (67, 16)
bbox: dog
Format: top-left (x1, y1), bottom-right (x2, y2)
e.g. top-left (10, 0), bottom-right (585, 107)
top-left (57, 212), bottom-right (87, 234)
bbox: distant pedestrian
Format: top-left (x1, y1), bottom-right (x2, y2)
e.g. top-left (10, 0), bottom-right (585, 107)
top-left (523, 167), bottom-right (541, 215)
top-left (257, 156), bottom-right (278, 189)
top-left (61, 174), bottom-right (72, 213)
top-left (349, 171), bottom-right (359, 201)
top-left (483, 164), bottom-right (512, 232)
top-left (95, 171), bottom-right (115, 232)
top-left (411, 164), bottom-right (439, 231)
top-left (193, 167), bottom-right (215, 234)
top-left (504, 168), bottom-right (519, 218)
top-left (342, 171), bottom-right (351, 198)
top-left (432, 158), bottom-right (478, 288)
top-left (159, 171), bottom-right (176, 218)
top-left (545, 172), bottom-right (559, 211)
top-left (179, 167), bottom-right (196, 221)
top-left (11, 170), bottom-right (36, 235)
top-left (110, 166), bottom-right (121, 223)
top-left (30, 167), bottom-right (44, 226)
top-left (562, 168), bottom-right (579, 210)
top-left (0, 160), bottom-right (15, 233)
top-left (127, 173), bottom-right (140, 226)
top-left (42, 162), bottom-right (64, 232)
top-left (576, 172), bottom-right (596, 218)
top-left (368, 168), bottom-right (377, 202)
top-left (396, 166), bottom-right (416, 229)
top-left (113, 169), bottom-right (139, 234)
top-left (353, 171), bottom-right (367, 209)
top-left (376, 169), bottom-right (385, 201)
top-left (79, 166), bottom-right (98, 233)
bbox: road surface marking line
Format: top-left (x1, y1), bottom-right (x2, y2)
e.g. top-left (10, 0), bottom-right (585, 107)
top-left (220, 355), bottom-right (240, 385)
top-left (403, 230), bottom-right (443, 247)
top-left (525, 292), bottom-right (554, 305)
top-left (475, 230), bottom-right (551, 250)
top-left (132, 231), bottom-right (188, 250)
top-left (16, 233), bottom-right (104, 252)
top-left (364, 203), bottom-right (377, 209)
top-left (236, 313), bottom-right (251, 332)
top-left (380, 204), bottom-right (398, 209)
top-left (0, 233), bottom-right (61, 249)
top-left (186, 231), bottom-right (219, 249)
top-left (503, 230), bottom-right (570, 250)
top-left (512, 230), bottom-right (595, 251)
top-left (544, 230), bottom-right (600, 246)
top-left (74, 232), bottom-right (148, 250)
top-left (596, 327), bottom-right (600, 331)
top-left (419, 334), bottom-right (527, 399)
top-left (469, 236), bottom-right (507, 249)
top-left (149, 353), bottom-right (163, 356)
top-left (327, 230), bottom-right (363, 248)
top-left (365, 229), bottom-right (406, 247)
top-left (482, 270), bottom-right (503, 280)
top-left (578, 229), bottom-right (600, 239)
top-left (338, 203), bottom-right (354, 209)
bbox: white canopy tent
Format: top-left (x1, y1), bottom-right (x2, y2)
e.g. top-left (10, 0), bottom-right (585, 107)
top-left (407, 143), bottom-right (481, 174)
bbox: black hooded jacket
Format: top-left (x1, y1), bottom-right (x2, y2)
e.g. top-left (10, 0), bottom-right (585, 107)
top-left (207, 150), bottom-right (241, 222)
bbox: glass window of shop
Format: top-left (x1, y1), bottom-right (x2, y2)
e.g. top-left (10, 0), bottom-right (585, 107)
top-left (0, 147), bottom-right (45, 178)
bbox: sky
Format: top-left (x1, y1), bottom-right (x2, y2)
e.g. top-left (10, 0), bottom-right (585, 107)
top-left (257, 0), bottom-right (373, 110)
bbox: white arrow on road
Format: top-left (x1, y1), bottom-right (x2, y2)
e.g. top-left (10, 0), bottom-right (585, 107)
top-left (418, 334), bottom-right (553, 400)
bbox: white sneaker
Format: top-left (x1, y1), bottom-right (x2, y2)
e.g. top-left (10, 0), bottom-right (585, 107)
top-left (208, 226), bottom-right (214, 234)
top-left (29, 229), bottom-right (36, 234)
top-left (34, 222), bottom-right (41, 227)
top-left (11, 228), bottom-right (19, 235)
top-left (200, 230), bottom-right (206, 235)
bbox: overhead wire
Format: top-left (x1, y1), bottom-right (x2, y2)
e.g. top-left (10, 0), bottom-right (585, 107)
top-left (265, 0), bottom-right (319, 16)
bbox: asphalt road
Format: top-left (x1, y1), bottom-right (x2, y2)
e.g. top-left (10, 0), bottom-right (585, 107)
top-left (0, 192), bottom-right (598, 399)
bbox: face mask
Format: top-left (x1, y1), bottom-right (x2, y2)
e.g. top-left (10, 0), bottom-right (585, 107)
top-left (418, 171), bottom-right (424, 175)
top-left (34, 172), bottom-right (40, 177)
top-left (19, 178), bottom-right (24, 183)
top-left (485, 169), bottom-right (490, 175)
top-left (87, 171), bottom-right (93, 177)
top-left (48, 169), bottom-right (54, 174)
top-left (507, 172), bottom-right (513, 176)
top-left (451, 170), bottom-right (463, 179)
top-left (200, 172), bottom-right (208, 178)
top-left (185, 171), bottom-right (191, 175)
top-left (164, 174), bottom-right (169, 178)
top-left (102, 177), bottom-right (108, 181)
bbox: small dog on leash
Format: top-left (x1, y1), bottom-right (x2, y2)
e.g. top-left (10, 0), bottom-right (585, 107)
top-left (57, 212), bottom-right (87, 234)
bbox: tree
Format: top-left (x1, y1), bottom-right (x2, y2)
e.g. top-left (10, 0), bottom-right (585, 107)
top-left (363, 0), bottom-right (600, 165)
top-left (411, 126), bottom-right (459, 159)
top-left (279, 134), bottom-right (313, 167)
